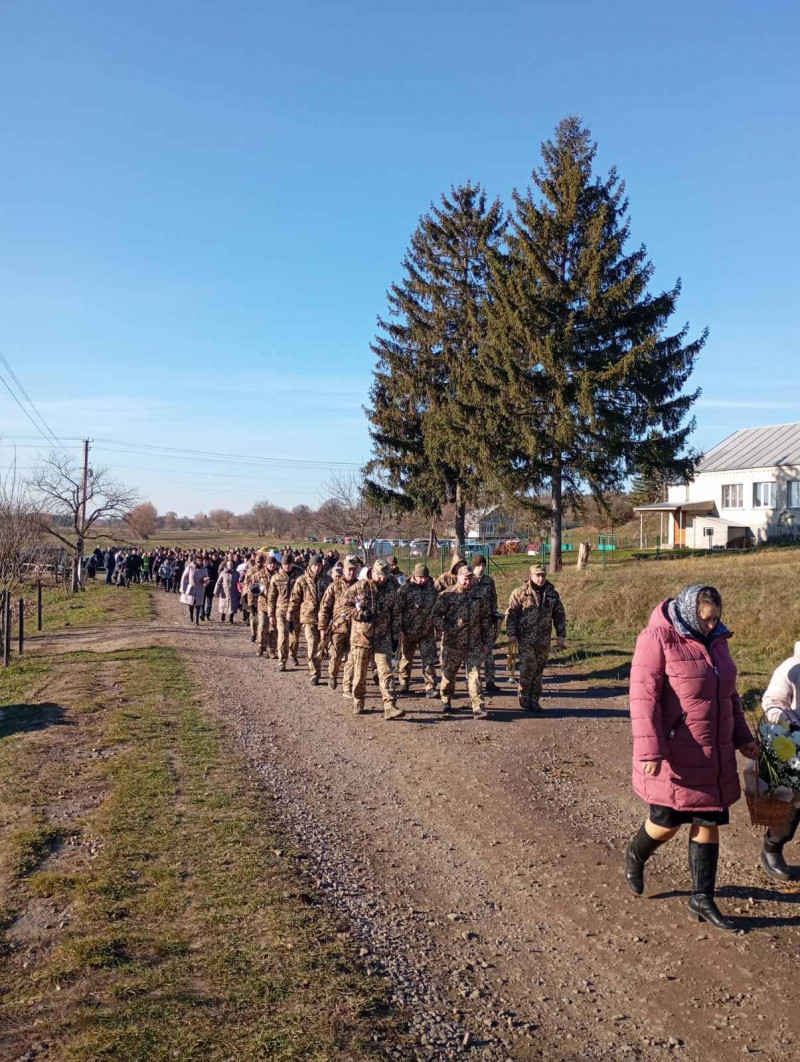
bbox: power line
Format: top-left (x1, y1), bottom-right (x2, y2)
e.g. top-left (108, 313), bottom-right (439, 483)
top-left (92, 439), bottom-right (361, 471)
top-left (0, 351), bottom-right (62, 447)
top-left (0, 371), bottom-right (57, 447)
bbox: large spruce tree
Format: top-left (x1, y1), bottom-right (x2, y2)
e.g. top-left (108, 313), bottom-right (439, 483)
top-left (476, 117), bottom-right (704, 570)
top-left (365, 183), bottom-right (505, 549)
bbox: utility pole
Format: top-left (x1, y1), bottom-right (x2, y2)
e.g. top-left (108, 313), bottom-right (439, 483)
top-left (75, 438), bottom-right (90, 593)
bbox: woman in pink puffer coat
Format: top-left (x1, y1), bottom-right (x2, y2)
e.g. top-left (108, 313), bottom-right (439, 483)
top-left (625, 584), bottom-right (759, 931)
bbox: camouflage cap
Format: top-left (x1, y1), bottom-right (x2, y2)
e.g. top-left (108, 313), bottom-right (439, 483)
top-left (372, 559), bottom-right (391, 574)
top-left (343, 559), bottom-right (359, 572)
top-left (530, 563), bottom-right (546, 575)
top-left (309, 554), bottom-right (324, 567)
top-left (413, 563), bottom-right (428, 577)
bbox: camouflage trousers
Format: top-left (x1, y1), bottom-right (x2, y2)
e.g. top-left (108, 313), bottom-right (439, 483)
top-left (518, 639), bottom-right (550, 706)
top-left (398, 634), bottom-right (437, 690)
top-left (329, 631), bottom-right (353, 692)
top-left (276, 614), bottom-right (300, 663)
top-left (256, 611), bottom-right (278, 657)
top-left (303, 623), bottom-right (321, 679)
top-left (440, 645), bottom-right (484, 711)
top-left (481, 621), bottom-right (498, 683)
top-left (249, 606), bottom-right (258, 639)
top-left (350, 646), bottom-right (396, 711)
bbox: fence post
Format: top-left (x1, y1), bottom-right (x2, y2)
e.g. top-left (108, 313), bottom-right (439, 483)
top-left (37, 583), bottom-right (43, 631)
top-left (0, 591), bottom-right (5, 667)
top-left (3, 592), bottom-right (10, 667)
top-left (18, 598), bottom-right (24, 656)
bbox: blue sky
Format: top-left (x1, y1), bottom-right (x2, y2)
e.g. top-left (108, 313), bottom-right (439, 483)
top-left (1, 0), bottom-right (798, 513)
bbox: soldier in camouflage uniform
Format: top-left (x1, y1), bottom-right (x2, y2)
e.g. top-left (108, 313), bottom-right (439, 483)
top-left (434, 555), bottom-right (466, 592)
top-left (397, 563), bottom-right (439, 697)
top-left (255, 555), bottom-right (280, 657)
top-left (241, 553), bottom-right (266, 644)
top-left (341, 559), bottom-right (404, 719)
top-left (289, 555), bottom-right (331, 685)
top-left (431, 566), bottom-right (490, 717)
top-left (505, 564), bottom-right (567, 712)
top-left (469, 554), bottom-right (500, 692)
top-left (319, 559), bottom-right (358, 694)
top-left (267, 553), bottom-right (303, 671)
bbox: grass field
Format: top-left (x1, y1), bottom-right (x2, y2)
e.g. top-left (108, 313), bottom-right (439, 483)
top-left (0, 587), bottom-right (404, 1060)
top-left (491, 546), bottom-right (800, 710)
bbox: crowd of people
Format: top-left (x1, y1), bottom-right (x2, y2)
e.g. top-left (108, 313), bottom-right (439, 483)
top-left (160, 546), bottom-right (566, 721)
top-left (93, 542), bottom-right (800, 932)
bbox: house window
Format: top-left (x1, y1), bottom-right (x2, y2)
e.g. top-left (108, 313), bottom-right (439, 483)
top-left (788, 482), bottom-right (800, 508)
top-left (721, 484), bottom-right (744, 509)
top-left (753, 482), bottom-right (776, 509)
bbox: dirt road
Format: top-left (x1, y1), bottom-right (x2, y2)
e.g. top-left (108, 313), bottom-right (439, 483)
top-left (39, 592), bottom-right (800, 1061)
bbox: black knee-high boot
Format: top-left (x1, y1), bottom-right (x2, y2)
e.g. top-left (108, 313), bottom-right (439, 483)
top-left (687, 841), bottom-right (736, 931)
top-left (188, 606), bottom-right (195, 624)
top-left (761, 807), bottom-right (800, 882)
top-left (625, 823), bottom-right (667, 896)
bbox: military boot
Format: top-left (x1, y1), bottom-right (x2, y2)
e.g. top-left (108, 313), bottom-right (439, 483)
top-left (329, 677), bottom-right (338, 691)
top-left (384, 704), bottom-right (406, 721)
top-left (352, 700), bottom-right (365, 715)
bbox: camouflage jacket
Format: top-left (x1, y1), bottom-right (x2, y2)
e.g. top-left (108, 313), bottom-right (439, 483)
top-left (289, 570), bottom-right (331, 627)
top-left (342, 578), bottom-right (401, 651)
top-left (241, 562), bottom-right (265, 607)
top-left (434, 556), bottom-right (464, 593)
top-left (472, 573), bottom-right (498, 618)
top-left (431, 586), bottom-right (490, 652)
top-left (267, 566), bottom-right (303, 621)
top-left (397, 577), bottom-right (438, 639)
top-left (256, 568), bottom-right (277, 614)
top-left (505, 580), bottom-right (566, 644)
top-left (319, 578), bottom-right (356, 633)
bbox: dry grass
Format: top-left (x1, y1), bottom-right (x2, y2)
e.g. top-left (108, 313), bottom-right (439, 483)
top-left (493, 546), bottom-right (800, 698)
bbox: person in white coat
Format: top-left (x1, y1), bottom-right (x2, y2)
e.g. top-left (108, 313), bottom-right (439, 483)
top-left (760, 641), bottom-right (800, 882)
top-left (180, 555), bottom-right (210, 626)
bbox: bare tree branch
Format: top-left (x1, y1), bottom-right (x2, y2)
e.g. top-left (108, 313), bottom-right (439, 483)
top-left (29, 451), bottom-right (138, 592)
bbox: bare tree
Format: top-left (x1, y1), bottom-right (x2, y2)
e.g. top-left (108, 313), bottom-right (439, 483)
top-left (31, 452), bottom-right (138, 593)
top-left (249, 500), bottom-right (274, 537)
top-left (0, 465), bottom-right (46, 601)
top-left (127, 501), bottom-right (158, 539)
top-left (317, 473), bottom-right (389, 557)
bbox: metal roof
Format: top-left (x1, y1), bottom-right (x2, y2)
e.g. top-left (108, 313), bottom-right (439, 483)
top-left (633, 500), bottom-right (714, 513)
top-left (698, 422), bottom-right (800, 473)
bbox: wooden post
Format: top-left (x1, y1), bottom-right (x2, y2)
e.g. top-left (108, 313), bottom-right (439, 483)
top-left (576, 542), bottom-right (592, 571)
top-left (37, 582), bottom-right (43, 631)
top-left (3, 592), bottom-right (10, 667)
top-left (18, 598), bottom-right (24, 655)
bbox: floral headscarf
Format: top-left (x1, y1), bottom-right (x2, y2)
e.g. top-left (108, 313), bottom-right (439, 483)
top-left (667, 584), bottom-right (728, 641)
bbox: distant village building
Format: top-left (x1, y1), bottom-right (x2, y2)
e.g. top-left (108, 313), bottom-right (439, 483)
top-left (464, 504), bottom-right (518, 542)
top-left (634, 422), bottom-right (800, 548)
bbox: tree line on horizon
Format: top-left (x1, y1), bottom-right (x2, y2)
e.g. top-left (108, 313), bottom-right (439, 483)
top-left (364, 115), bottom-right (705, 571)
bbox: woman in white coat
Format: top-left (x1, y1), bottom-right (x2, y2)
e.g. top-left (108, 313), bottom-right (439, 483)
top-left (180, 554), bottom-right (210, 626)
top-left (213, 560), bottom-right (241, 624)
top-left (760, 641), bottom-right (800, 882)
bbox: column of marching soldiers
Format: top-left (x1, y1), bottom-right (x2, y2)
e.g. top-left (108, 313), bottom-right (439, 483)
top-left (241, 549), bottom-right (567, 720)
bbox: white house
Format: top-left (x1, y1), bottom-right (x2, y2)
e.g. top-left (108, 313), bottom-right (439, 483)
top-left (464, 504), bottom-right (518, 542)
top-left (634, 422), bottom-right (800, 548)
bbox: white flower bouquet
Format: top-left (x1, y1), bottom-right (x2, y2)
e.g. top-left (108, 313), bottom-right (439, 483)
top-left (744, 714), bottom-right (800, 826)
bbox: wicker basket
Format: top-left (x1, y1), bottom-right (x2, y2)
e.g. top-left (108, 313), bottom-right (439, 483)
top-left (745, 761), bottom-right (797, 827)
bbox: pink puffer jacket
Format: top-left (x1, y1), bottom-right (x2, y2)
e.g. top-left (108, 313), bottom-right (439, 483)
top-left (629, 600), bottom-right (753, 812)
